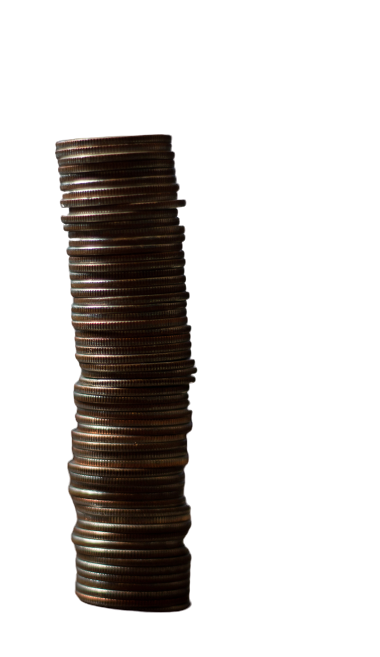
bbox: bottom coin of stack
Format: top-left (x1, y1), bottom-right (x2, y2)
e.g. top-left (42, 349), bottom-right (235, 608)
top-left (70, 376), bottom-right (194, 611)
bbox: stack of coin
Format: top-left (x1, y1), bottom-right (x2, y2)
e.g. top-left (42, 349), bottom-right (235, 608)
top-left (55, 135), bottom-right (196, 612)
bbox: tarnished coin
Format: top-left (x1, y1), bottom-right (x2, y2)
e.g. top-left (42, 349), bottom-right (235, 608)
top-left (62, 182), bottom-right (179, 205)
top-left (67, 239), bottom-right (184, 257)
top-left (60, 167), bottom-right (177, 191)
top-left (58, 157), bottom-right (176, 176)
top-left (68, 248), bottom-right (184, 264)
top-left (62, 216), bottom-right (181, 239)
top-left (68, 225), bottom-right (184, 239)
top-left (74, 348), bottom-right (191, 369)
top-left (75, 324), bottom-right (190, 344)
top-left (72, 301), bottom-right (187, 314)
top-left (56, 134), bottom-right (172, 151)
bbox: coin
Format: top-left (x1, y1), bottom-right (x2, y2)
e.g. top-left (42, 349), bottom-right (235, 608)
top-left (60, 167), bottom-right (177, 189)
top-left (56, 134), bottom-right (172, 150)
top-left (64, 218), bottom-right (180, 233)
top-left (62, 182), bottom-right (179, 203)
top-left (58, 158), bottom-right (176, 177)
top-left (75, 590), bottom-right (190, 611)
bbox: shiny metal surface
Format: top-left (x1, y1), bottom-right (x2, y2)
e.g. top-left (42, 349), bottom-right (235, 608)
top-left (56, 135), bottom-right (195, 612)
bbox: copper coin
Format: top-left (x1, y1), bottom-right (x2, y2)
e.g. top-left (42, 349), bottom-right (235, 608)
top-left (60, 206), bottom-right (179, 231)
top-left (60, 167), bottom-right (177, 189)
top-left (75, 590), bottom-right (190, 611)
top-left (74, 392), bottom-right (189, 403)
top-left (75, 405), bottom-right (192, 421)
top-left (74, 327), bottom-right (191, 347)
top-left (75, 341), bottom-right (191, 354)
top-left (57, 144), bottom-right (173, 169)
top-left (70, 486), bottom-right (187, 502)
top-left (71, 429), bottom-right (188, 441)
top-left (68, 233), bottom-right (185, 250)
top-left (73, 393), bottom-right (189, 407)
top-left (63, 177), bottom-right (179, 200)
top-left (68, 249), bottom-right (184, 264)
top-left (70, 453), bottom-right (189, 469)
top-left (75, 352), bottom-right (191, 368)
top-left (55, 139), bottom-right (173, 158)
top-left (75, 582), bottom-right (189, 601)
top-left (75, 504), bottom-right (191, 534)
top-left (74, 368), bottom-right (189, 390)
top-left (67, 240), bottom-right (184, 258)
top-left (64, 217), bottom-right (180, 232)
top-left (59, 183), bottom-right (179, 208)
top-left (56, 134), bottom-right (172, 149)
top-left (71, 433), bottom-right (188, 447)
top-left (76, 414), bottom-right (193, 438)
top-left (76, 559), bottom-right (189, 573)
top-left (71, 278), bottom-right (186, 291)
top-left (72, 316), bottom-right (188, 332)
top-left (69, 266), bottom-right (187, 280)
top-left (58, 157), bottom-right (176, 176)
top-left (72, 304), bottom-right (187, 318)
top-left (76, 566), bottom-right (190, 584)
top-left (57, 151), bottom-right (175, 170)
top-left (64, 198), bottom-right (186, 215)
top-left (68, 225), bottom-right (184, 239)
top-left (76, 554), bottom-right (191, 571)
top-left (74, 405), bottom-right (191, 419)
top-left (71, 276), bottom-right (186, 291)
top-left (62, 207), bottom-right (178, 224)
top-left (72, 294), bottom-right (188, 307)
top-left (71, 285), bottom-right (187, 299)
top-left (75, 363), bottom-right (193, 377)
top-left (69, 270), bottom-right (187, 284)
top-left (75, 554), bottom-right (191, 582)
top-left (67, 484), bottom-right (186, 510)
